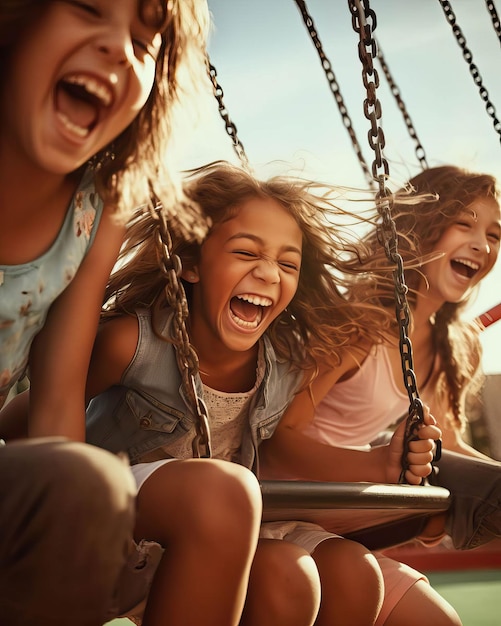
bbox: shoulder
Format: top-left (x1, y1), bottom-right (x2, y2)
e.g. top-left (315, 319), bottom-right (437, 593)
top-left (96, 315), bottom-right (139, 359)
top-left (86, 315), bottom-right (140, 400)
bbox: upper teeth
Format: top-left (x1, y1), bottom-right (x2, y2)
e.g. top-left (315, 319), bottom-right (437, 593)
top-left (237, 294), bottom-right (272, 307)
top-left (66, 74), bottom-right (112, 107)
top-left (453, 258), bottom-right (480, 270)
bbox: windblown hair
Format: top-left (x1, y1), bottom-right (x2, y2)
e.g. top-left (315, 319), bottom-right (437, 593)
top-left (346, 165), bottom-right (500, 429)
top-left (103, 161), bottom-right (397, 374)
top-left (0, 0), bottom-right (210, 228)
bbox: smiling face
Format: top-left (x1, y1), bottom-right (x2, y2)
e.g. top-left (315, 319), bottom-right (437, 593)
top-left (185, 196), bottom-right (303, 358)
top-left (421, 196), bottom-right (501, 307)
top-left (1, 0), bottom-right (162, 175)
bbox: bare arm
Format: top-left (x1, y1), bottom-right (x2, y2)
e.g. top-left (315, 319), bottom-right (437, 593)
top-left (260, 349), bottom-right (441, 484)
top-left (27, 210), bottom-right (124, 440)
top-left (86, 314), bottom-right (139, 402)
top-left (0, 310), bottom-right (138, 439)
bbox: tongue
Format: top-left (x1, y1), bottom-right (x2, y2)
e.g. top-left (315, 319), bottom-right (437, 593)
top-left (231, 297), bottom-right (260, 322)
top-left (56, 85), bottom-right (97, 130)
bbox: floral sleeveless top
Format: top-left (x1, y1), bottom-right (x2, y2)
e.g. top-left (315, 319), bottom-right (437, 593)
top-left (0, 168), bottom-right (103, 408)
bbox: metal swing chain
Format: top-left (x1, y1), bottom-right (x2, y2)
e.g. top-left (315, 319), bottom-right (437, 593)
top-left (293, 0), bottom-right (375, 189)
top-left (375, 40), bottom-right (429, 171)
top-left (152, 205), bottom-right (212, 458)
top-left (348, 0), bottom-right (425, 483)
top-left (206, 54), bottom-right (252, 172)
top-left (438, 0), bottom-right (501, 146)
top-left (149, 54), bottom-right (251, 457)
top-left (485, 0), bottom-right (501, 47)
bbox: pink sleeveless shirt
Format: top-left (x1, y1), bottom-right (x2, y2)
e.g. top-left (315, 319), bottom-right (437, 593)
top-left (302, 345), bottom-right (410, 447)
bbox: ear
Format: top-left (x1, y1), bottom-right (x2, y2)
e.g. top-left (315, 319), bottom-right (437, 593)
top-left (181, 266), bottom-right (200, 283)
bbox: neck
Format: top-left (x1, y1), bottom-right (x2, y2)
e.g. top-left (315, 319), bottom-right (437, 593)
top-left (413, 290), bottom-right (443, 328)
top-left (197, 345), bottom-right (259, 394)
top-left (0, 152), bottom-right (82, 264)
top-left (0, 151), bottom-right (81, 212)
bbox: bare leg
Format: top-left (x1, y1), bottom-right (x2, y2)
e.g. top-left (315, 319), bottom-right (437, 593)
top-left (135, 458), bottom-right (262, 626)
top-left (240, 538), bottom-right (321, 626)
top-left (312, 537), bottom-right (384, 626)
top-left (384, 579), bottom-right (462, 626)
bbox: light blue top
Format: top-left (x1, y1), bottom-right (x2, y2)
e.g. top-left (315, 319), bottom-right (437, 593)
top-left (86, 308), bottom-right (303, 471)
top-left (0, 168), bottom-right (103, 408)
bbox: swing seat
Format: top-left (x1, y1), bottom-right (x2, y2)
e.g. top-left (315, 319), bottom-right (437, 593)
top-left (260, 480), bottom-right (451, 550)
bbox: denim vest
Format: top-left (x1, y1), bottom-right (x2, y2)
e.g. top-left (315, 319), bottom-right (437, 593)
top-left (86, 308), bottom-right (303, 471)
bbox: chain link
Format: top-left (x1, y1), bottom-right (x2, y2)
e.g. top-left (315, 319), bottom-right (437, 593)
top-left (438, 0), bottom-right (501, 146)
top-left (206, 55), bottom-right (251, 172)
top-left (293, 0), bottom-right (374, 188)
top-left (348, 0), bottom-right (425, 483)
top-left (485, 0), bottom-right (501, 46)
top-left (375, 39), bottom-right (428, 170)
top-left (151, 205), bottom-right (212, 458)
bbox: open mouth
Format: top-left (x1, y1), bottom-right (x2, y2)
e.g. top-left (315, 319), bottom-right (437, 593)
top-left (229, 294), bottom-right (272, 329)
top-left (450, 258), bottom-right (480, 279)
top-left (55, 73), bottom-right (113, 138)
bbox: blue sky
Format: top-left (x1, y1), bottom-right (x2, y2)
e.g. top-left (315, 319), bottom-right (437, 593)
top-left (178, 0), bottom-right (501, 373)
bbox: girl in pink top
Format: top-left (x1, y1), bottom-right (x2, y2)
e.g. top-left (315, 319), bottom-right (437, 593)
top-left (262, 165), bottom-right (501, 625)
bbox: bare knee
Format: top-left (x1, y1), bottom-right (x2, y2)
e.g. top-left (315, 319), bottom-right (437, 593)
top-left (135, 458), bottom-right (262, 546)
top-left (135, 460), bottom-right (262, 626)
top-left (314, 537), bottom-right (383, 590)
top-left (241, 539), bottom-right (321, 626)
top-left (313, 538), bottom-right (384, 626)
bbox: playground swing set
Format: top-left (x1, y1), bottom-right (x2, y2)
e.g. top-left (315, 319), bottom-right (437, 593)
top-left (155, 0), bottom-right (501, 551)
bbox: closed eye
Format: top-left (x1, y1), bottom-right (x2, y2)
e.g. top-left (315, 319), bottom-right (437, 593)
top-left (69, 0), bottom-right (100, 16)
top-left (233, 250), bottom-right (258, 259)
top-left (279, 260), bottom-right (300, 272)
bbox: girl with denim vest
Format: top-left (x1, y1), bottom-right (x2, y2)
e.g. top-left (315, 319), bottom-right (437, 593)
top-left (85, 160), bottom-right (440, 626)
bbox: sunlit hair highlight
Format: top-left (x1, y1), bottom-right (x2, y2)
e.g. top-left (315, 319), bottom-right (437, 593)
top-left (103, 161), bottom-right (397, 375)
top-left (346, 165), bottom-right (500, 430)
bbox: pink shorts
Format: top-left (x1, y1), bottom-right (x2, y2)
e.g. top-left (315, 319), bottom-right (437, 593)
top-left (261, 520), bottom-right (428, 626)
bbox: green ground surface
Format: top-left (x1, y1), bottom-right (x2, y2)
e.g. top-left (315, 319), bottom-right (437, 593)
top-left (105, 569), bottom-right (501, 626)
top-left (427, 569), bottom-right (501, 626)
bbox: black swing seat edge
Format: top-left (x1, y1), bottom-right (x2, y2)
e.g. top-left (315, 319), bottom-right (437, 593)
top-left (260, 480), bottom-right (451, 511)
top-left (260, 480), bottom-right (451, 550)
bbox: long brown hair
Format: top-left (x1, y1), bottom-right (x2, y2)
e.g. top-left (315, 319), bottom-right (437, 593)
top-left (103, 161), bottom-right (397, 374)
top-left (348, 165), bottom-right (500, 429)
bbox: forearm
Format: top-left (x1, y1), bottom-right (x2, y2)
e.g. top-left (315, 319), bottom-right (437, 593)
top-left (29, 388), bottom-right (86, 441)
top-left (446, 436), bottom-right (493, 461)
top-left (259, 426), bottom-right (390, 483)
